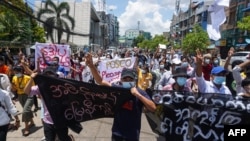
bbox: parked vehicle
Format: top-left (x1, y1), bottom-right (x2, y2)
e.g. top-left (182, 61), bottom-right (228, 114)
top-left (230, 51), bottom-right (250, 65)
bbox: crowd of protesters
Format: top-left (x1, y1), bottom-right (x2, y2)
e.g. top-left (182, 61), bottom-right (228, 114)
top-left (1, 45), bottom-right (250, 141)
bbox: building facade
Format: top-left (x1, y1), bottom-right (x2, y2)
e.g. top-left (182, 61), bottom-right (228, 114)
top-left (170, 0), bottom-right (213, 46)
top-left (170, 0), bottom-right (250, 58)
top-left (221, 0), bottom-right (250, 50)
top-left (123, 29), bottom-right (152, 47)
top-left (34, 0), bottom-right (119, 52)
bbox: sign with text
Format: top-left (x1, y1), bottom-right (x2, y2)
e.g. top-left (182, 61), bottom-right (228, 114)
top-left (98, 57), bottom-right (136, 83)
top-left (34, 74), bottom-right (133, 133)
top-left (34, 42), bottom-right (71, 71)
top-left (145, 90), bottom-right (250, 141)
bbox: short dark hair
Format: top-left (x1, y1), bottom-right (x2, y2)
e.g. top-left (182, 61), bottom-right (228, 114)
top-left (53, 56), bottom-right (59, 61)
top-left (242, 78), bottom-right (250, 87)
top-left (13, 66), bottom-right (24, 72)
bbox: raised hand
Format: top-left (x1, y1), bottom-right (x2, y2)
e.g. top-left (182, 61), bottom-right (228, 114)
top-left (196, 49), bottom-right (203, 65)
top-left (85, 53), bottom-right (94, 67)
top-left (228, 48), bottom-right (234, 58)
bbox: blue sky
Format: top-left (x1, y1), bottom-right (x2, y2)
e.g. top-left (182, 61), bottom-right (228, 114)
top-left (27, 0), bottom-right (194, 36)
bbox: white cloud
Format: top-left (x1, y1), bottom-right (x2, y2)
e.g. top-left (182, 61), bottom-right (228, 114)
top-left (117, 0), bottom-right (192, 37)
top-left (108, 5), bottom-right (117, 11)
top-left (92, 0), bottom-right (193, 37)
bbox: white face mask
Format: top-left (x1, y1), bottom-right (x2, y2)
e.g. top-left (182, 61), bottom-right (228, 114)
top-left (74, 60), bottom-right (79, 63)
top-left (181, 62), bottom-right (189, 68)
top-left (80, 62), bottom-right (86, 66)
top-left (160, 65), bottom-right (165, 69)
top-left (15, 73), bottom-right (23, 77)
top-left (141, 70), bottom-right (146, 74)
top-left (204, 59), bottom-right (210, 64)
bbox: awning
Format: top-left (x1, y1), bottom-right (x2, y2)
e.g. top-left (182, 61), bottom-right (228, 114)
top-left (242, 7), bottom-right (250, 12)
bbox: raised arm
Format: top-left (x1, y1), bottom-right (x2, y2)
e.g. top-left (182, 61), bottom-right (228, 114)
top-left (85, 53), bottom-right (111, 87)
top-left (24, 72), bottom-right (37, 95)
top-left (224, 48), bottom-right (234, 70)
top-left (195, 49), bottom-right (203, 77)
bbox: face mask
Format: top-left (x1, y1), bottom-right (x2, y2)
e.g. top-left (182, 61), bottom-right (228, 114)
top-left (122, 82), bottom-right (135, 88)
top-left (141, 70), bottom-right (146, 74)
top-left (214, 60), bottom-right (219, 64)
top-left (15, 73), bottom-right (23, 77)
top-left (52, 61), bottom-right (58, 65)
top-left (204, 59), bottom-right (210, 64)
top-left (213, 76), bottom-right (225, 85)
top-left (176, 77), bottom-right (187, 86)
top-left (75, 60), bottom-right (79, 63)
top-left (80, 62), bottom-right (86, 66)
top-left (181, 62), bottom-right (189, 68)
top-left (160, 65), bottom-right (165, 69)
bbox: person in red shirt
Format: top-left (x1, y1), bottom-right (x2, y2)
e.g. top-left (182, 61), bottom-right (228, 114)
top-left (202, 53), bottom-right (213, 81)
top-left (0, 56), bottom-right (9, 76)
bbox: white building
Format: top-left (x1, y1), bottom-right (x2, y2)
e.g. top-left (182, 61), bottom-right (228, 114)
top-left (34, 0), bottom-right (101, 52)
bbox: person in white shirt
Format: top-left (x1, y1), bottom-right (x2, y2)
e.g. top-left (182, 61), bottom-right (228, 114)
top-left (0, 83), bottom-right (20, 141)
top-left (232, 60), bottom-right (250, 95)
top-left (195, 50), bottom-right (231, 94)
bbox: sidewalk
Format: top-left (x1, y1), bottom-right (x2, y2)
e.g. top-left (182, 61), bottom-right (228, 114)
top-left (7, 99), bottom-right (165, 141)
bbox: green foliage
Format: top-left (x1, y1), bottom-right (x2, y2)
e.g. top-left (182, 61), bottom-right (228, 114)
top-left (237, 16), bottom-right (250, 31)
top-left (137, 35), bottom-right (168, 50)
top-left (32, 26), bottom-right (46, 43)
top-left (132, 35), bottom-right (144, 47)
top-left (182, 24), bottom-right (209, 54)
top-left (0, 0), bottom-right (46, 45)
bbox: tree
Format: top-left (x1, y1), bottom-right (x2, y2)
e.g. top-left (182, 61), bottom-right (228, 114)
top-left (237, 16), bottom-right (250, 32)
top-left (0, 0), bottom-right (46, 45)
top-left (132, 35), bottom-right (145, 47)
top-left (37, 0), bottom-right (75, 44)
top-left (141, 35), bottom-right (168, 50)
top-left (182, 24), bottom-right (209, 54)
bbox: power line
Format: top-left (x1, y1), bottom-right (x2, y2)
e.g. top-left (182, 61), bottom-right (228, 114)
top-left (0, 0), bottom-right (90, 37)
top-left (26, 0), bottom-right (85, 34)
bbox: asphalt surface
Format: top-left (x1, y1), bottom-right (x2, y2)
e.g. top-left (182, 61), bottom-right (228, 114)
top-left (7, 99), bottom-right (165, 141)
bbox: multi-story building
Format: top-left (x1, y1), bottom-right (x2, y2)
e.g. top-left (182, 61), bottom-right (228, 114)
top-left (221, 0), bottom-right (250, 52)
top-left (124, 29), bottom-right (152, 47)
top-left (106, 13), bottom-right (119, 47)
top-left (170, 0), bottom-right (250, 58)
top-left (124, 29), bottom-right (143, 47)
top-left (170, 0), bottom-right (213, 46)
top-left (34, 0), bottom-right (119, 52)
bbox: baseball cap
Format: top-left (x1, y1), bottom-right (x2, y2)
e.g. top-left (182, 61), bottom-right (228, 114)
top-left (172, 68), bottom-right (189, 78)
top-left (121, 68), bottom-right (137, 79)
top-left (13, 66), bottom-right (24, 72)
top-left (211, 66), bottom-right (227, 75)
top-left (43, 66), bottom-right (58, 75)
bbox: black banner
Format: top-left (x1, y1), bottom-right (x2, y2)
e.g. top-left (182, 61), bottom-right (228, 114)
top-left (34, 74), bottom-right (133, 133)
top-left (145, 90), bottom-right (250, 141)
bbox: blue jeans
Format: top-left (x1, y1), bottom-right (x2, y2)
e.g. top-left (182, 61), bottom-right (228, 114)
top-left (43, 122), bottom-right (71, 141)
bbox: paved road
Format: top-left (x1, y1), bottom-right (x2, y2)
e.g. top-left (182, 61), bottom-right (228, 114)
top-left (7, 99), bottom-right (165, 141)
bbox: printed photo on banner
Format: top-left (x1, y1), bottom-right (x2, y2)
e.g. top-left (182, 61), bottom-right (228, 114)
top-left (99, 57), bottom-right (136, 83)
top-left (34, 42), bottom-right (71, 71)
